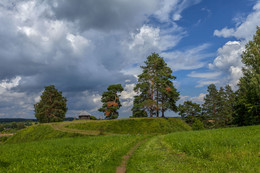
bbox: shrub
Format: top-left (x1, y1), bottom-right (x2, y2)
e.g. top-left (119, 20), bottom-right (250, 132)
top-left (192, 119), bottom-right (204, 130)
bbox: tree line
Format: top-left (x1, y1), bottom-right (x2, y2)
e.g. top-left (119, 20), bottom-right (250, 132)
top-left (34, 27), bottom-right (260, 127)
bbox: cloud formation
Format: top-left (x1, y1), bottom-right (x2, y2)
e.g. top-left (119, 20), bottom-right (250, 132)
top-left (0, 0), bottom-right (201, 118)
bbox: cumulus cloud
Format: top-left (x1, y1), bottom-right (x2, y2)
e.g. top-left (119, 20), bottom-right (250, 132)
top-left (0, 0), bottom-right (202, 118)
top-left (190, 1), bottom-right (260, 89)
top-left (214, 1), bottom-right (260, 40)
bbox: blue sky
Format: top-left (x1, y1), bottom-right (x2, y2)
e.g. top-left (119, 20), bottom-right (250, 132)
top-left (0, 0), bottom-right (260, 119)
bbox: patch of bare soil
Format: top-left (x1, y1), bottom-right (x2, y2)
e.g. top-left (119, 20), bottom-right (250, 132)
top-left (0, 133), bottom-right (14, 137)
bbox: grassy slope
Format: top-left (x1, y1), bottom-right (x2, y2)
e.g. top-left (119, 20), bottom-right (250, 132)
top-left (5, 124), bottom-right (83, 144)
top-left (67, 118), bottom-right (191, 134)
top-left (127, 125), bottom-right (260, 173)
top-left (0, 135), bottom-right (146, 173)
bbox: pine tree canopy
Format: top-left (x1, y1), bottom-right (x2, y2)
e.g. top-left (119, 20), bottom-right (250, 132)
top-left (34, 85), bottom-right (67, 123)
top-left (98, 84), bottom-right (123, 119)
top-left (133, 53), bottom-right (179, 117)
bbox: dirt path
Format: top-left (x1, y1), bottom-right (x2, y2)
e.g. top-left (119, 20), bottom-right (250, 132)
top-left (0, 133), bottom-right (14, 137)
top-left (116, 138), bottom-right (149, 173)
top-left (49, 121), bottom-right (114, 136)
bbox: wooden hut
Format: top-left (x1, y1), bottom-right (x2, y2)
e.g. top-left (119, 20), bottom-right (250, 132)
top-left (78, 111), bottom-right (91, 120)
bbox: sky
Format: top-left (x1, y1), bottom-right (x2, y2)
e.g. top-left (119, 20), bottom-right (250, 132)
top-left (0, 0), bottom-right (260, 119)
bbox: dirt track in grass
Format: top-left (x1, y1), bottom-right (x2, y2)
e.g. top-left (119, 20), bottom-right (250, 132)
top-left (116, 138), bottom-right (149, 173)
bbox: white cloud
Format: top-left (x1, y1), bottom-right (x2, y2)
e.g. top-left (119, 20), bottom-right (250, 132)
top-left (121, 83), bottom-right (137, 109)
top-left (177, 93), bottom-right (206, 105)
top-left (209, 41), bottom-right (244, 71)
top-left (195, 80), bottom-right (219, 88)
top-left (129, 25), bottom-right (160, 50)
top-left (208, 41), bottom-right (244, 88)
top-left (154, 0), bottom-right (201, 22)
top-left (188, 71), bottom-right (221, 79)
top-left (162, 43), bottom-right (214, 71)
top-left (0, 76), bottom-right (21, 90)
top-left (190, 93), bottom-right (206, 104)
top-left (214, 1), bottom-right (260, 40)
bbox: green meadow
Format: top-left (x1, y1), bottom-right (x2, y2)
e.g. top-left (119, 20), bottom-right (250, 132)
top-left (0, 118), bottom-right (259, 173)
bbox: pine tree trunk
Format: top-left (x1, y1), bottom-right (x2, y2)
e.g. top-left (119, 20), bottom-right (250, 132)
top-left (156, 88), bottom-right (159, 117)
top-left (162, 109), bottom-right (165, 117)
top-left (150, 82), bottom-right (154, 117)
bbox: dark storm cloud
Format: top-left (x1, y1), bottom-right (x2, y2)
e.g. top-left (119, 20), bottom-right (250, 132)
top-left (45, 0), bottom-right (158, 32)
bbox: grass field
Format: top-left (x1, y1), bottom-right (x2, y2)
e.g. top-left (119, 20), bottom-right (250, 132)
top-left (1, 119), bottom-right (259, 173)
top-left (0, 135), bottom-right (146, 172)
top-left (66, 117), bottom-right (191, 134)
top-left (127, 125), bottom-right (260, 173)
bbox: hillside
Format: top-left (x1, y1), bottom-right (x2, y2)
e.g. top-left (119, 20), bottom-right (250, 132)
top-left (66, 117), bottom-right (191, 134)
top-left (5, 124), bottom-right (82, 144)
top-left (4, 117), bottom-right (190, 144)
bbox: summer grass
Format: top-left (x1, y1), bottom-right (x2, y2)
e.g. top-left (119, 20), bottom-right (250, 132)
top-left (127, 125), bottom-right (260, 173)
top-left (5, 124), bottom-right (82, 144)
top-left (67, 117), bottom-right (191, 134)
top-left (0, 135), bottom-right (146, 172)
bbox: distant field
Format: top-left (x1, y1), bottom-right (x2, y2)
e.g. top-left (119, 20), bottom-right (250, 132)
top-left (66, 117), bottom-right (191, 134)
top-left (127, 125), bottom-right (260, 173)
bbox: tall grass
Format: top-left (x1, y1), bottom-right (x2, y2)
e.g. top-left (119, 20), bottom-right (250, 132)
top-left (0, 135), bottom-right (145, 172)
top-left (127, 125), bottom-right (260, 173)
top-left (67, 118), bottom-right (191, 134)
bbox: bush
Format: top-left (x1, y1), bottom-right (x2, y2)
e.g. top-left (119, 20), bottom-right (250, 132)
top-left (192, 119), bottom-right (205, 130)
top-left (90, 116), bottom-right (97, 120)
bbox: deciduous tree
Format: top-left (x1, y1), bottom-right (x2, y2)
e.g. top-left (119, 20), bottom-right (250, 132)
top-left (234, 27), bottom-right (260, 125)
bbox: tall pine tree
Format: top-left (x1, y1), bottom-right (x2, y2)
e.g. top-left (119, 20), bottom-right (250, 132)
top-left (34, 85), bottom-right (67, 123)
top-left (133, 53), bottom-right (179, 117)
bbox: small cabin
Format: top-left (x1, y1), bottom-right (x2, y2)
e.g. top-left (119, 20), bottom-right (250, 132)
top-left (78, 111), bottom-right (91, 120)
top-left (79, 115), bottom-right (90, 120)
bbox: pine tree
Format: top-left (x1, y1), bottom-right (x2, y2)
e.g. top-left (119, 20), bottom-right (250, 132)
top-left (134, 53), bottom-right (179, 117)
top-left (224, 85), bottom-right (235, 125)
top-left (234, 27), bottom-right (260, 125)
top-left (178, 101), bottom-right (202, 125)
top-left (34, 85), bottom-right (67, 123)
top-left (98, 84), bottom-right (123, 119)
top-left (202, 84), bottom-right (218, 127)
top-left (131, 95), bottom-right (148, 117)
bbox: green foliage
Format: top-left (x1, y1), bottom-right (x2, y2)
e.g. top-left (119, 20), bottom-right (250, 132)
top-left (128, 125), bottom-right (260, 173)
top-left (67, 118), bottom-right (191, 134)
top-left (0, 135), bottom-right (145, 172)
top-left (134, 53), bottom-right (179, 117)
top-left (90, 116), bottom-right (97, 120)
top-left (131, 96), bottom-right (148, 117)
top-left (234, 27), bottom-right (260, 126)
top-left (178, 101), bottom-right (202, 125)
top-left (5, 125), bottom-right (82, 144)
top-left (34, 85), bottom-right (67, 123)
top-left (98, 84), bottom-right (123, 119)
top-left (203, 84), bottom-right (235, 128)
top-left (192, 119), bottom-right (204, 130)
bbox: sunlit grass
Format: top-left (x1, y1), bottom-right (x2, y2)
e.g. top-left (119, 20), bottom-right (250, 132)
top-left (127, 125), bottom-right (260, 173)
top-left (0, 135), bottom-right (145, 172)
